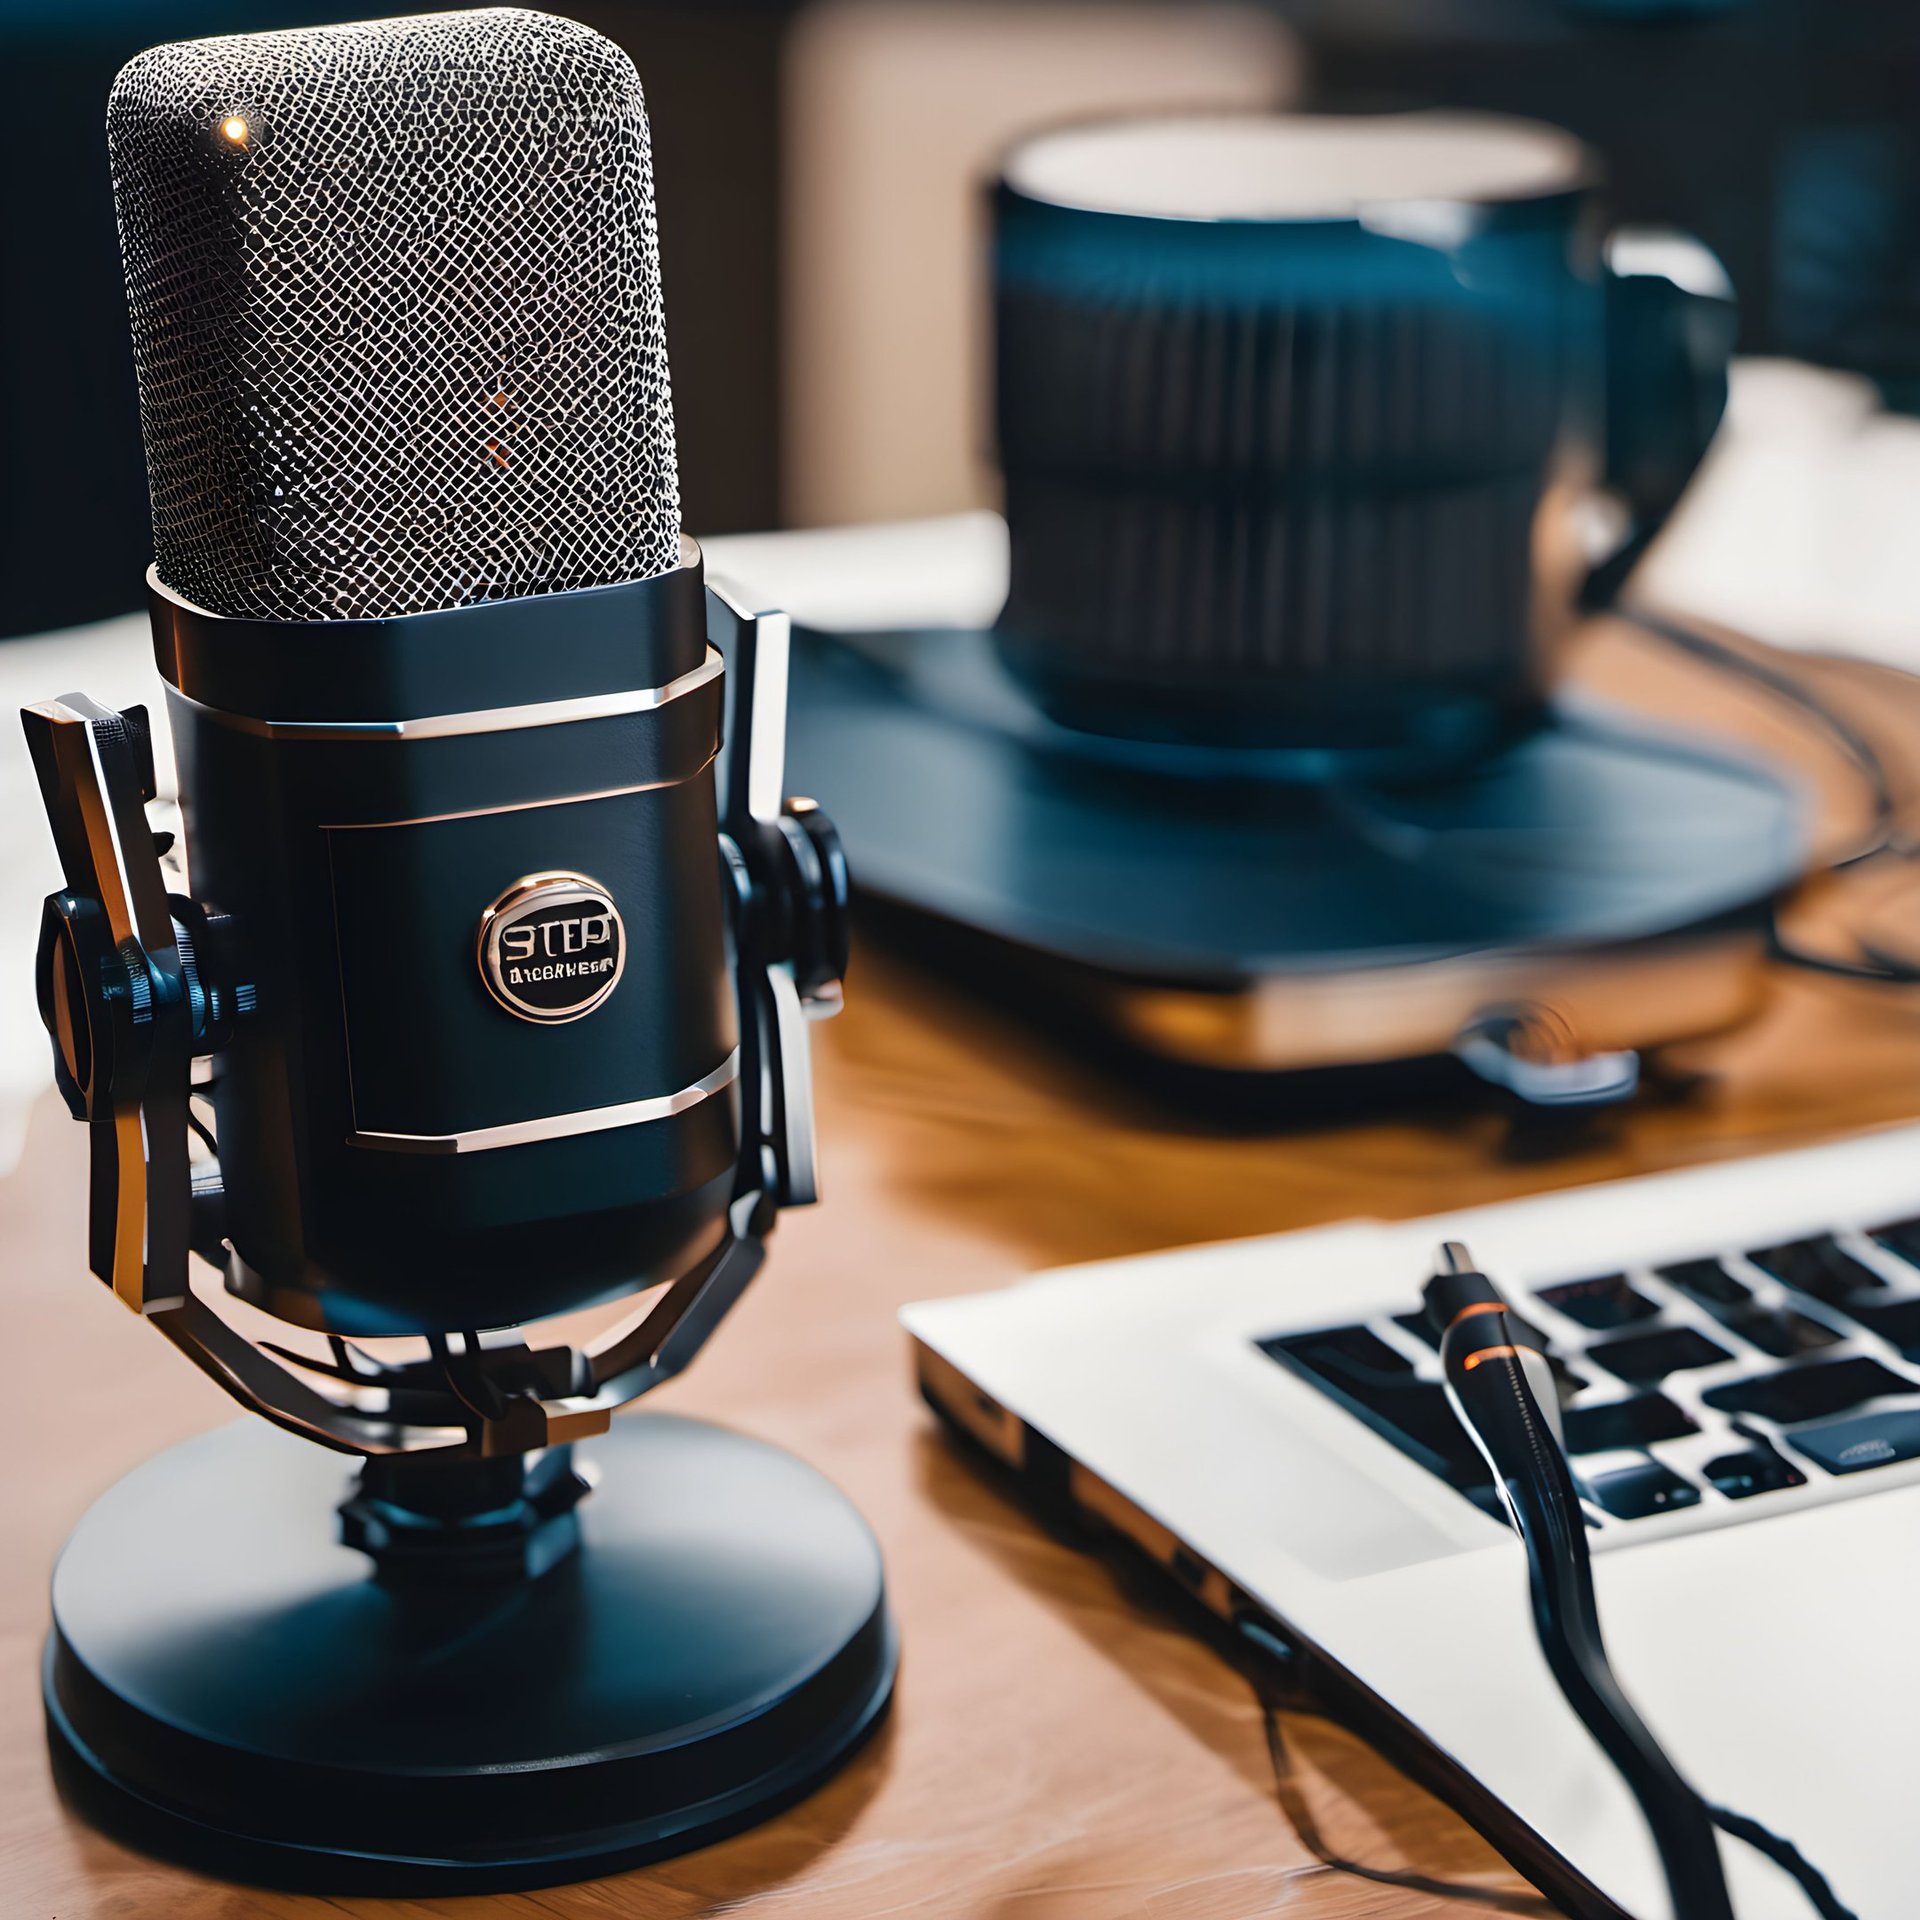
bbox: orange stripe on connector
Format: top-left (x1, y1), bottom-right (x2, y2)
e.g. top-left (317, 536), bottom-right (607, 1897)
top-left (1449, 1300), bottom-right (1508, 1328)
top-left (1462, 1344), bottom-right (1521, 1372)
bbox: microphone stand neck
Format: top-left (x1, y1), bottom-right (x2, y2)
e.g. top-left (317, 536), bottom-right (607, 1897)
top-left (340, 1443), bottom-right (593, 1585)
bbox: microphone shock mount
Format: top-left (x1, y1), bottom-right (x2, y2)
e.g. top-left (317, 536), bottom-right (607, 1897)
top-left (25, 558), bottom-right (847, 1537)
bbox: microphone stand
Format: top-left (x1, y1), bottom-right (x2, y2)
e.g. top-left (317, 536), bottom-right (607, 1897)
top-left (22, 578), bottom-right (895, 1891)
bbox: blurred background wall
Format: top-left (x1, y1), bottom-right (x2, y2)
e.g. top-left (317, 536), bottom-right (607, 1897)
top-left (778, 2), bottom-right (1296, 527)
top-left (4, 0), bottom-right (1918, 640)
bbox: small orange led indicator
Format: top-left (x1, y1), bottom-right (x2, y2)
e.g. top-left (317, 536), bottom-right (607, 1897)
top-left (219, 115), bottom-right (250, 146)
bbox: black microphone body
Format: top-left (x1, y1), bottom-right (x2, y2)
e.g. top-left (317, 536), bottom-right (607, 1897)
top-left (155, 561), bottom-right (738, 1336)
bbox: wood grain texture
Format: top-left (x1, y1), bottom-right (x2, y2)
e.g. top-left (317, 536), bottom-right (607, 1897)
top-left (7, 618), bottom-right (1920, 1919)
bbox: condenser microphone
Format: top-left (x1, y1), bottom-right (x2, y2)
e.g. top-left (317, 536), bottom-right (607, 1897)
top-left (24, 11), bottom-right (889, 1891)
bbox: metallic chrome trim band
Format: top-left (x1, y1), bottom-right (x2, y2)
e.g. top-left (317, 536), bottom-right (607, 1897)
top-left (347, 1050), bottom-right (740, 1155)
top-left (178, 646), bottom-right (723, 742)
top-left (321, 756), bottom-right (717, 831)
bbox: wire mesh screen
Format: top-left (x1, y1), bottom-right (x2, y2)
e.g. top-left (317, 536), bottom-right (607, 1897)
top-left (108, 7), bottom-right (681, 623)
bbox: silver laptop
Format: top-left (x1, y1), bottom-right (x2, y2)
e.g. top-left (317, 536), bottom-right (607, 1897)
top-left (905, 1124), bottom-right (1920, 1920)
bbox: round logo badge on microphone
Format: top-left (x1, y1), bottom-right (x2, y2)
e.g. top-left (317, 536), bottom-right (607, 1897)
top-left (477, 872), bottom-right (625, 1024)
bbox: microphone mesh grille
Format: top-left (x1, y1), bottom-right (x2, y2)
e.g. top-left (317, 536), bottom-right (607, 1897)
top-left (108, 8), bottom-right (681, 623)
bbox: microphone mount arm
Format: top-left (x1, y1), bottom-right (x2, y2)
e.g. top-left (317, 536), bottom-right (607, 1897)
top-left (20, 584), bottom-right (848, 1465)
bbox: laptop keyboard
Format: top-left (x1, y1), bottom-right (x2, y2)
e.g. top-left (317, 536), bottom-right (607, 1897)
top-left (1259, 1220), bottom-right (1920, 1530)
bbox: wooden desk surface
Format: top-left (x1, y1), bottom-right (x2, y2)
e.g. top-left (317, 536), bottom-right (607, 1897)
top-left (9, 621), bottom-right (1920, 1919)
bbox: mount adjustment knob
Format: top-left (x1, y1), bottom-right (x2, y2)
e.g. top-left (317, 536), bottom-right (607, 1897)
top-left (774, 799), bottom-right (850, 1012)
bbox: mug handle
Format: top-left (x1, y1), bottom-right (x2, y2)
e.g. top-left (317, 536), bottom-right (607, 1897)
top-left (1584, 226), bottom-right (1739, 607)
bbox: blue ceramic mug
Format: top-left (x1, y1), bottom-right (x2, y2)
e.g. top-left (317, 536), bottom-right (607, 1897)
top-left (991, 112), bottom-right (1735, 771)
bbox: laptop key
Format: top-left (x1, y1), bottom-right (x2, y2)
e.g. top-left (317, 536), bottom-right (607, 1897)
top-left (1586, 1325), bottom-right (1731, 1387)
top-left (1869, 1218), bottom-right (1920, 1270)
top-left (1841, 1296), bottom-right (1920, 1357)
top-left (1748, 1236), bottom-right (1885, 1305)
top-left (1654, 1262), bottom-right (1837, 1362)
top-left (1265, 1324), bottom-right (1412, 1383)
top-left (1703, 1442), bottom-right (1806, 1499)
top-left (1702, 1355), bottom-right (1915, 1424)
top-left (1536, 1274), bottom-right (1659, 1330)
top-left (1658, 1258), bottom-right (1750, 1309)
top-left (1722, 1308), bottom-right (1842, 1359)
top-left (1786, 1406), bottom-right (1920, 1476)
top-left (1562, 1393), bottom-right (1698, 1454)
top-left (1581, 1458), bottom-right (1701, 1520)
top-left (1258, 1328), bottom-right (1494, 1495)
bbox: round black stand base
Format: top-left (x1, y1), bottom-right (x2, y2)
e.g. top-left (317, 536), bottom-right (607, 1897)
top-left (45, 1415), bottom-right (896, 1894)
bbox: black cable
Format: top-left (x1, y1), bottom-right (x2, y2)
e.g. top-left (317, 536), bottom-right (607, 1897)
top-left (1235, 1615), bottom-right (1557, 1916)
top-left (1440, 1312), bottom-right (1737, 1916)
top-left (1770, 930), bottom-right (1920, 985)
top-left (1611, 601), bottom-right (1920, 984)
top-left (1426, 1248), bottom-right (1858, 1920)
top-left (1613, 604), bottom-right (1904, 873)
top-left (1707, 1807), bottom-right (1855, 1920)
